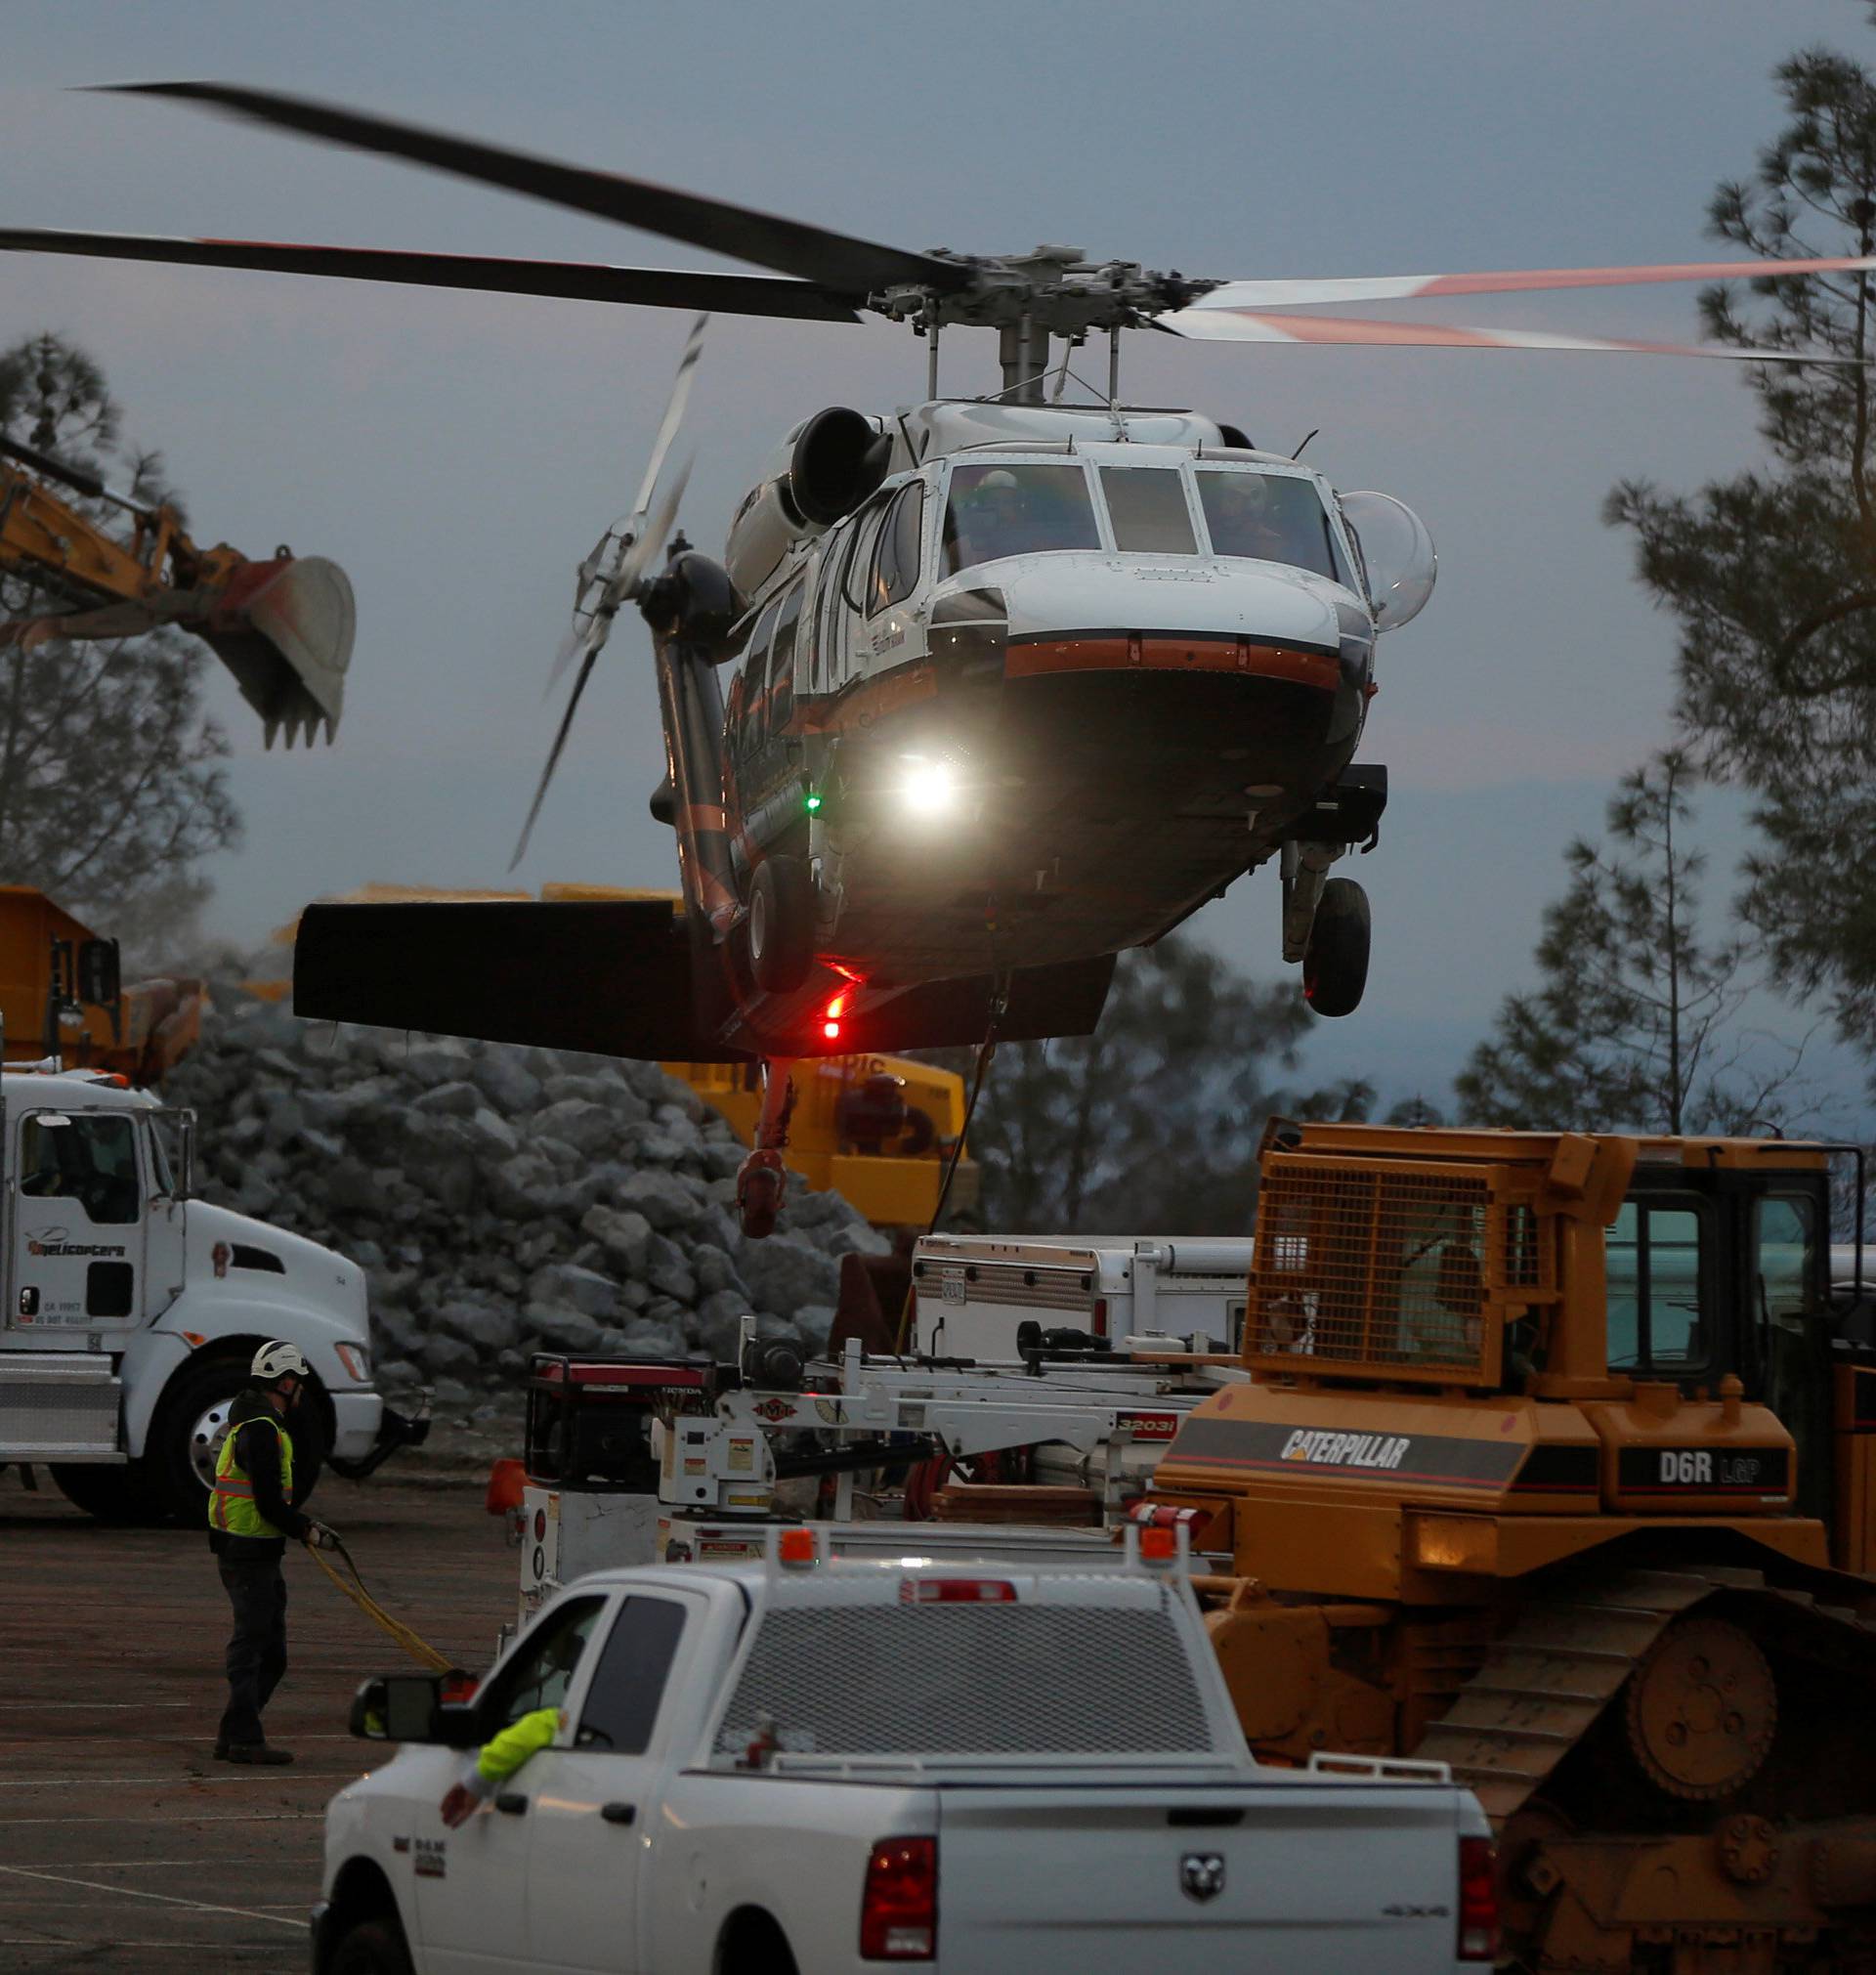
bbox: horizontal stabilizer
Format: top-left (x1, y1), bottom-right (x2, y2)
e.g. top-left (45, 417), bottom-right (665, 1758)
top-left (294, 899), bottom-right (742, 1060)
top-left (837, 955), bottom-right (1118, 1053)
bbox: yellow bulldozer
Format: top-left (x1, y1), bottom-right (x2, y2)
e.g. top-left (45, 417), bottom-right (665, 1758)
top-left (1147, 1120), bottom-right (1876, 1971)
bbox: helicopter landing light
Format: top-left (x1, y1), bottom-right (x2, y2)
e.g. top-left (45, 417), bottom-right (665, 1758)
top-left (900, 755), bottom-right (959, 817)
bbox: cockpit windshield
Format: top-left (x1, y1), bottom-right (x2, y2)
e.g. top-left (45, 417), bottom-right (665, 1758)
top-left (1195, 469), bottom-right (1351, 585)
top-left (942, 463), bottom-right (1100, 574)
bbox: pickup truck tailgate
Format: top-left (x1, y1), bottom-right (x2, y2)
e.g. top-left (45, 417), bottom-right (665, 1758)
top-left (935, 1780), bottom-right (1465, 1973)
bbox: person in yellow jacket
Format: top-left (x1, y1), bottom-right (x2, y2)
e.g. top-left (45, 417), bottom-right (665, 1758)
top-left (438, 1707), bottom-right (563, 1827)
top-left (205, 1341), bottom-right (340, 1765)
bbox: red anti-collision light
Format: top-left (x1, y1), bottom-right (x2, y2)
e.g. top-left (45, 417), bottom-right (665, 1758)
top-left (1457, 1834), bottom-right (1500, 1961)
top-left (861, 1835), bottom-right (937, 1960)
top-left (823, 1020), bottom-right (842, 1041)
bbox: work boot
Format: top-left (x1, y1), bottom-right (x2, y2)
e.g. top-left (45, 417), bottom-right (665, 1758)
top-left (224, 1742), bottom-right (293, 1765)
top-left (212, 1739), bottom-right (229, 1761)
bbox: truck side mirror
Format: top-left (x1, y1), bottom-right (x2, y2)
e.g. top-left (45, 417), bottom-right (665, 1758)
top-left (76, 938), bottom-right (121, 1009)
top-left (349, 1673), bottom-right (484, 1747)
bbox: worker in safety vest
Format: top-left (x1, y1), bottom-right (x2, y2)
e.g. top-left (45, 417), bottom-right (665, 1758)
top-left (438, 1707), bottom-right (563, 1827)
top-left (206, 1340), bottom-right (340, 1764)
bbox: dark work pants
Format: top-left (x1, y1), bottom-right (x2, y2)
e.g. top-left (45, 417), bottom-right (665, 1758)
top-left (216, 1554), bottom-right (287, 1746)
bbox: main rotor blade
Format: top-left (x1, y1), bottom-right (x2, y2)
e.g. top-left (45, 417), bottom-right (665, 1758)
top-left (1163, 309), bottom-right (1859, 360)
top-left (100, 81), bottom-right (967, 299)
top-left (0, 228), bottom-right (859, 322)
top-left (1186, 253), bottom-right (1876, 313)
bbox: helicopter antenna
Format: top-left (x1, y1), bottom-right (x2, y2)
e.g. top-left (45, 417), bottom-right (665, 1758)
top-left (1292, 428), bottom-right (1320, 460)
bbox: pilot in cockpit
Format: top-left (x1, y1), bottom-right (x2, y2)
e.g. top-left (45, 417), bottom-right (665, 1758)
top-left (1207, 475), bottom-right (1294, 564)
top-left (951, 468), bottom-right (1030, 566)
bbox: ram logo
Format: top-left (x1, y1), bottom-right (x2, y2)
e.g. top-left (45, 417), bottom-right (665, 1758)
top-left (1180, 1852), bottom-right (1226, 1903)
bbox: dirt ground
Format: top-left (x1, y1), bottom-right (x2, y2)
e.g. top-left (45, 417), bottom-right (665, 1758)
top-left (0, 1423), bottom-right (518, 1972)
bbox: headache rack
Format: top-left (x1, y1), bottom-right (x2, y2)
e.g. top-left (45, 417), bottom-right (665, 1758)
top-left (1244, 1150), bottom-right (1552, 1388)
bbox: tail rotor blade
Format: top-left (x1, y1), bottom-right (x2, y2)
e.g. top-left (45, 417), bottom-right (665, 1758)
top-left (629, 314), bottom-right (706, 520)
top-left (512, 640), bottom-right (604, 870)
top-left (616, 455), bottom-right (693, 598)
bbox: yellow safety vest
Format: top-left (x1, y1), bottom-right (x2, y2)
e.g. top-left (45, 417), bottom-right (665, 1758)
top-left (207, 1414), bottom-right (295, 1538)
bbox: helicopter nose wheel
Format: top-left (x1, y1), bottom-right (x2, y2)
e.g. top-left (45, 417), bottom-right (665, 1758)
top-left (747, 854), bottom-right (816, 995)
top-left (1302, 877), bottom-right (1371, 1017)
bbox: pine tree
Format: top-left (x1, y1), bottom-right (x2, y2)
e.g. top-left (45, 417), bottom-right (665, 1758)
top-left (950, 936), bottom-right (1373, 1234)
top-left (1455, 752), bottom-right (1808, 1135)
top-left (1605, 27), bottom-right (1876, 1066)
top-left (0, 332), bottom-right (239, 932)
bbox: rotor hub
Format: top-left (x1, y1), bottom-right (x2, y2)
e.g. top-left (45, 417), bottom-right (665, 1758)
top-left (873, 249), bottom-right (1217, 337)
top-left (1623, 1615), bottom-right (1777, 1801)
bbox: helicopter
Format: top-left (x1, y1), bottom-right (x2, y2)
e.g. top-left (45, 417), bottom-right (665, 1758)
top-left (9, 81), bottom-right (1870, 1235)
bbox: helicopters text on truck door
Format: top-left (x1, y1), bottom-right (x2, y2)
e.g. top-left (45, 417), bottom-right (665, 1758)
top-left (14, 83), bottom-right (1870, 1234)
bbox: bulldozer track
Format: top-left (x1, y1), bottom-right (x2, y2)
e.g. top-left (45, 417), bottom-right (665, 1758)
top-left (1416, 1565), bottom-right (1794, 1827)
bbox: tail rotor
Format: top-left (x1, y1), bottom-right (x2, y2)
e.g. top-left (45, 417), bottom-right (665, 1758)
top-left (512, 314), bottom-right (705, 868)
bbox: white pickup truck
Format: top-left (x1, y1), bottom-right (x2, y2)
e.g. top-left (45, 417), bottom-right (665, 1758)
top-left (315, 1529), bottom-right (1497, 1975)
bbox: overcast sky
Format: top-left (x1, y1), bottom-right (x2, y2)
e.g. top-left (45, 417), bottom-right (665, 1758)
top-left (4, 0), bottom-right (1869, 1119)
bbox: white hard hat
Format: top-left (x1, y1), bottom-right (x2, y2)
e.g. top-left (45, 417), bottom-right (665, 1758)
top-left (979, 469), bottom-right (1019, 491)
top-left (252, 1341), bottom-right (311, 1383)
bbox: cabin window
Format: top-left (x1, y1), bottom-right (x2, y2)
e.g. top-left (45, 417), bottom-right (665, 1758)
top-left (734, 597), bottom-right (782, 757)
top-left (1099, 467), bottom-right (1197, 554)
top-left (942, 463), bottom-right (1099, 574)
top-left (766, 585), bottom-right (802, 735)
top-left (1754, 1195), bottom-right (1817, 1323)
top-left (1195, 469), bottom-right (1350, 584)
top-left (19, 1112), bottom-right (141, 1225)
top-left (873, 483), bottom-right (925, 614)
top-left (1606, 1198), bottom-right (1709, 1374)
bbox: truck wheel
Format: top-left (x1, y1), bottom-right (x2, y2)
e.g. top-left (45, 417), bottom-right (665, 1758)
top-left (747, 855), bottom-right (815, 995)
top-left (1302, 877), bottom-right (1371, 1018)
top-left (48, 1462), bottom-right (165, 1525)
top-left (329, 1917), bottom-right (413, 1975)
top-left (148, 1356), bottom-right (328, 1524)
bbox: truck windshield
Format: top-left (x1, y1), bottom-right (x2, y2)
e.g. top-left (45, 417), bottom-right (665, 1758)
top-left (715, 1593), bottom-right (1214, 1759)
top-left (942, 463), bottom-right (1100, 574)
top-left (1195, 469), bottom-right (1350, 584)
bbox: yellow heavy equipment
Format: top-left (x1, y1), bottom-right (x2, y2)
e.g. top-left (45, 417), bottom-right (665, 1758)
top-left (1, 431), bottom-right (351, 744)
top-left (0, 883), bottom-right (202, 1083)
top-left (1146, 1120), bottom-right (1876, 1972)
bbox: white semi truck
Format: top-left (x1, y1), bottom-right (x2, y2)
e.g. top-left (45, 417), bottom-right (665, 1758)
top-left (0, 1065), bottom-right (425, 1522)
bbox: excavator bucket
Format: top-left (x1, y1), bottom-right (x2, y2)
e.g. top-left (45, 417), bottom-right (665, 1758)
top-left (198, 554), bottom-right (354, 747)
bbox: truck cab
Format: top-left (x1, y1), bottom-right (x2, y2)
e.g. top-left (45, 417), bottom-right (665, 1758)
top-left (0, 1066), bottom-right (423, 1522)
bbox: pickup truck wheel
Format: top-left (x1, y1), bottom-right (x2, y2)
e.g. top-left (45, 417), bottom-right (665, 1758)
top-left (328, 1916), bottom-right (413, 1975)
top-left (716, 1909), bottom-right (798, 1975)
top-left (48, 1462), bottom-right (166, 1525)
top-left (149, 1357), bottom-right (328, 1524)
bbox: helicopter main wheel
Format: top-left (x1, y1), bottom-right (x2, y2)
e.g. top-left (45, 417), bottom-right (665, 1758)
top-left (747, 855), bottom-right (816, 996)
top-left (1302, 877), bottom-right (1370, 1017)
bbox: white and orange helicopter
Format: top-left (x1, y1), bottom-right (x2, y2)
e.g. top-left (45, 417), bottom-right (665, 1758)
top-left (7, 81), bottom-right (1864, 1233)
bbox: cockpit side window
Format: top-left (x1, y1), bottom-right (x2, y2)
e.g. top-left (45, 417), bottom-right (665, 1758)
top-left (872, 483), bottom-right (925, 615)
top-left (942, 463), bottom-right (1099, 575)
top-left (734, 598), bottom-right (781, 759)
top-left (1196, 470), bottom-right (1349, 584)
top-left (766, 586), bottom-right (802, 736)
top-left (1099, 467), bottom-right (1197, 554)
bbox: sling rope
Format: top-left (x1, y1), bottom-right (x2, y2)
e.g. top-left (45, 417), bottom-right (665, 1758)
top-left (304, 1532), bottom-right (453, 1674)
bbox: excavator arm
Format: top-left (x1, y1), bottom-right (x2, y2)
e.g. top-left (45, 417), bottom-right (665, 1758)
top-left (0, 433), bottom-right (353, 746)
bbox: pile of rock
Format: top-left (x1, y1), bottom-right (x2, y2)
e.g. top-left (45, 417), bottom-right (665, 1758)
top-left (162, 979), bottom-right (889, 1412)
